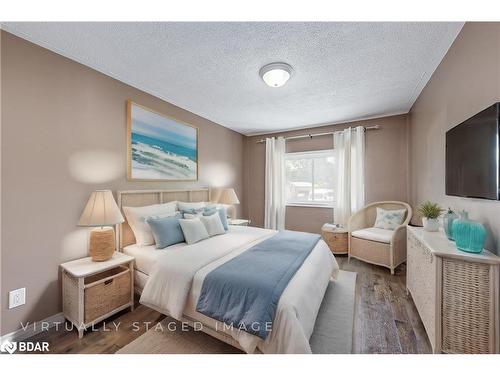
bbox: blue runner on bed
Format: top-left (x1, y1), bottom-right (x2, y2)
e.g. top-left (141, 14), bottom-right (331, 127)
top-left (196, 230), bottom-right (321, 339)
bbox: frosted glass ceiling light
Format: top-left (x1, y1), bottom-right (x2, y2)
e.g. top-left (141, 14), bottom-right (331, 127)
top-left (259, 62), bottom-right (293, 87)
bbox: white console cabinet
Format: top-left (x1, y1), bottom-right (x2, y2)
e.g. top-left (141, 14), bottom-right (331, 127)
top-left (407, 226), bottom-right (499, 353)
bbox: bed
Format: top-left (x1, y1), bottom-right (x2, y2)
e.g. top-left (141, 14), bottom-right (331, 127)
top-left (117, 189), bottom-right (339, 354)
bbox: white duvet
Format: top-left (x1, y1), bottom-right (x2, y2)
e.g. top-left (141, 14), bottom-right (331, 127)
top-left (139, 226), bottom-right (338, 354)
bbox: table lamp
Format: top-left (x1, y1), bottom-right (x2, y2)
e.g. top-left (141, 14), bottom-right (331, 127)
top-left (78, 190), bottom-right (124, 261)
top-left (218, 188), bottom-right (240, 219)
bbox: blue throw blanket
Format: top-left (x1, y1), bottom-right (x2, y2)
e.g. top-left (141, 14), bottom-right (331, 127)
top-left (196, 230), bottom-right (321, 339)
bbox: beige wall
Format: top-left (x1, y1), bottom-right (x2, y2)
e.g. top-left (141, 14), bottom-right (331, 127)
top-left (243, 114), bottom-right (410, 233)
top-left (409, 22), bottom-right (500, 255)
top-left (0, 32), bottom-right (245, 335)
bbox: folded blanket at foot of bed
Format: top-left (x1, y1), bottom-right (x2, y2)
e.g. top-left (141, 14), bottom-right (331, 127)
top-left (196, 230), bottom-right (321, 339)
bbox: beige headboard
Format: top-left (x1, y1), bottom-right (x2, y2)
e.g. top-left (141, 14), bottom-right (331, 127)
top-left (116, 188), bottom-right (210, 250)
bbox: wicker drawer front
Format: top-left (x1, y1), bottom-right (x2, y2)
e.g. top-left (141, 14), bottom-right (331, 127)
top-left (442, 258), bottom-right (491, 353)
top-left (322, 230), bottom-right (348, 254)
top-left (84, 266), bottom-right (131, 324)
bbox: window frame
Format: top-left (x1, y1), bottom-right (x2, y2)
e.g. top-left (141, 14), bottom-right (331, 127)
top-left (284, 149), bottom-right (335, 208)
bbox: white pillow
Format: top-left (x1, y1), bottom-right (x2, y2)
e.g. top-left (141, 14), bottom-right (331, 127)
top-left (179, 218), bottom-right (209, 245)
top-left (144, 211), bottom-right (180, 221)
top-left (123, 201), bottom-right (177, 245)
top-left (200, 213), bottom-right (226, 237)
top-left (373, 207), bottom-right (406, 230)
top-left (178, 201), bottom-right (206, 211)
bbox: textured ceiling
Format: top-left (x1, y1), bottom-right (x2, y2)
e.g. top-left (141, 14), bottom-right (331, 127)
top-left (3, 22), bottom-right (463, 135)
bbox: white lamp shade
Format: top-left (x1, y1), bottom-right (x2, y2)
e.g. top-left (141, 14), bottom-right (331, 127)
top-left (78, 190), bottom-right (124, 227)
top-left (218, 188), bottom-right (240, 205)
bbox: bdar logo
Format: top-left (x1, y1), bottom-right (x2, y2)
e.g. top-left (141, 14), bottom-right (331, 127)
top-left (1, 341), bottom-right (17, 354)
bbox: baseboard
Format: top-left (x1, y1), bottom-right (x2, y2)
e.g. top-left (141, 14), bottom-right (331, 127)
top-left (0, 312), bottom-right (65, 343)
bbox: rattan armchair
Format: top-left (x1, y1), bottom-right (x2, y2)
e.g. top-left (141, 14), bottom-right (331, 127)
top-left (348, 201), bottom-right (412, 274)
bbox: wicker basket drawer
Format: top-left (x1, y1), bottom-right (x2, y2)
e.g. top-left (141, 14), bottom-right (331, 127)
top-left (441, 258), bottom-right (492, 353)
top-left (321, 230), bottom-right (348, 254)
top-left (84, 266), bottom-right (131, 324)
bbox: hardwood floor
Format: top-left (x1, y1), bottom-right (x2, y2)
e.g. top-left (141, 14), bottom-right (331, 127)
top-left (25, 256), bottom-right (431, 354)
top-left (337, 256), bottom-right (432, 354)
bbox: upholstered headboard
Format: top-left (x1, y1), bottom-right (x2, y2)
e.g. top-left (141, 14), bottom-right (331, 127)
top-left (116, 188), bottom-right (210, 250)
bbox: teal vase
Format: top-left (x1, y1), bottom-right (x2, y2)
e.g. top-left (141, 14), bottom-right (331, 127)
top-left (443, 208), bottom-right (458, 241)
top-left (452, 211), bottom-right (486, 253)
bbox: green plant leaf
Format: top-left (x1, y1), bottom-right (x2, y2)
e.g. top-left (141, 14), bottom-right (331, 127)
top-left (417, 201), bottom-right (443, 219)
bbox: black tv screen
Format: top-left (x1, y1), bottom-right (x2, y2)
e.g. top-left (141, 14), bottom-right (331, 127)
top-left (446, 103), bottom-right (499, 200)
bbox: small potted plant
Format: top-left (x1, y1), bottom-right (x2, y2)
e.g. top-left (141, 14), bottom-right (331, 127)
top-left (417, 201), bottom-right (443, 232)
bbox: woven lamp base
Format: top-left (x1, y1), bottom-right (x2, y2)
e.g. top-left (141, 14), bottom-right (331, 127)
top-left (89, 227), bottom-right (115, 262)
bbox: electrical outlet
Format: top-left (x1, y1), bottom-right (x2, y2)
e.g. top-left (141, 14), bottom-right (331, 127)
top-left (9, 288), bottom-right (26, 309)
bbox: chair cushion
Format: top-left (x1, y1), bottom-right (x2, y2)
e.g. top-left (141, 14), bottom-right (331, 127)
top-left (351, 227), bottom-right (393, 244)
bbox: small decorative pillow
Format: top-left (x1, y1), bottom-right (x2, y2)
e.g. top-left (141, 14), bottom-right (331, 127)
top-left (373, 207), bottom-right (406, 230)
top-left (146, 213), bottom-right (185, 249)
top-left (200, 212), bottom-right (226, 237)
top-left (204, 207), bottom-right (228, 231)
top-left (181, 208), bottom-right (204, 218)
top-left (179, 218), bottom-right (210, 245)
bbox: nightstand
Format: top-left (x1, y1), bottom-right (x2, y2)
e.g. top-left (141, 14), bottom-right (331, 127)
top-left (61, 252), bottom-right (134, 338)
top-left (228, 219), bottom-right (251, 226)
top-left (321, 224), bottom-right (348, 255)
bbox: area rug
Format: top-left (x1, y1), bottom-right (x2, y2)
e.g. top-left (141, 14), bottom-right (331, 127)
top-left (117, 270), bottom-right (356, 354)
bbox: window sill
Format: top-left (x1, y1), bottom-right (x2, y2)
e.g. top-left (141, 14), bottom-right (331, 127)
top-left (286, 203), bottom-right (334, 209)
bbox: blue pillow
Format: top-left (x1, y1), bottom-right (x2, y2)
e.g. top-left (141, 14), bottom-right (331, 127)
top-left (203, 206), bottom-right (217, 216)
top-left (204, 207), bottom-right (228, 231)
top-left (146, 213), bottom-right (185, 249)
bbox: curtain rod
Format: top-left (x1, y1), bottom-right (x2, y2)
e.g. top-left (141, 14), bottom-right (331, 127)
top-left (255, 125), bottom-right (380, 143)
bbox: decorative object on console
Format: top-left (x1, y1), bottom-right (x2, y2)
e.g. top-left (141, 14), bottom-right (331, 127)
top-left (218, 188), bottom-right (240, 218)
top-left (417, 201), bottom-right (443, 232)
top-left (452, 210), bottom-right (486, 254)
top-left (443, 208), bottom-right (458, 240)
top-left (78, 190), bottom-right (124, 262)
top-left (127, 100), bottom-right (198, 181)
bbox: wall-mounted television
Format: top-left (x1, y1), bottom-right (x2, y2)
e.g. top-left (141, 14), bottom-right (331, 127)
top-left (446, 102), bottom-right (499, 201)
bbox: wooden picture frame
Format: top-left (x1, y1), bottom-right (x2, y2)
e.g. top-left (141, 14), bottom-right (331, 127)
top-left (126, 100), bottom-right (199, 181)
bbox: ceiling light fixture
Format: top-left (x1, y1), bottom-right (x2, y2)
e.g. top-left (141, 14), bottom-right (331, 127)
top-left (259, 62), bottom-right (293, 88)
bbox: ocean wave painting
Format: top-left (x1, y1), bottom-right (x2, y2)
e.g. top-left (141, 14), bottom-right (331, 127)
top-left (127, 101), bottom-right (198, 180)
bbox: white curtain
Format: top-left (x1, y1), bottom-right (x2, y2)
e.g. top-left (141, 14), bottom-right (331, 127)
top-left (333, 126), bottom-right (365, 225)
top-left (264, 136), bottom-right (286, 230)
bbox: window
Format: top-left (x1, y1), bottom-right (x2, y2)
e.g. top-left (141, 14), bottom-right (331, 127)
top-left (285, 150), bottom-right (335, 207)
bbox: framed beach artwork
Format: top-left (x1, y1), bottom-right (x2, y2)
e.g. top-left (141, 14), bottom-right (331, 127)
top-left (127, 100), bottom-right (198, 181)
